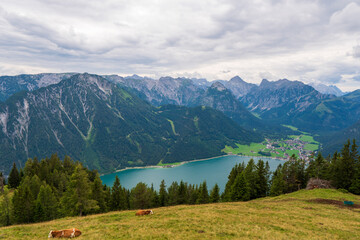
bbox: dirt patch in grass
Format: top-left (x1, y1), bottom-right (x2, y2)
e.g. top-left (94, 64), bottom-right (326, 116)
top-left (307, 198), bottom-right (360, 209)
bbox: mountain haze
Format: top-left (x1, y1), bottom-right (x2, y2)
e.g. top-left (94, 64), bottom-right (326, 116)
top-left (308, 82), bottom-right (345, 96)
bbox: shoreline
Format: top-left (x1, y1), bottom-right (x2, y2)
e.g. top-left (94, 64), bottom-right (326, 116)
top-left (102, 154), bottom-right (285, 176)
top-left (113, 155), bottom-right (225, 173)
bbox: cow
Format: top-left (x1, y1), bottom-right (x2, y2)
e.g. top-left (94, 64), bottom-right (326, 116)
top-left (48, 228), bottom-right (82, 238)
top-left (135, 210), bottom-right (154, 216)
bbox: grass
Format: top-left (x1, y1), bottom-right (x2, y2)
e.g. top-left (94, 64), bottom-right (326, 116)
top-left (285, 149), bottom-right (299, 158)
top-left (299, 135), bottom-right (318, 143)
top-left (251, 112), bottom-right (262, 119)
top-left (282, 125), bottom-right (299, 131)
top-left (223, 143), bottom-right (267, 156)
top-left (157, 161), bottom-right (182, 166)
top-left (304, 144), bottom-right (319, 151)
top-left (167, 119), bottom-right (177, 135)
top-left (223, 128), bottom-right (321, 159)
top-left (193, 116), bottom-right (199, 131)
top-left (1, 189), bottom-right (359, 239)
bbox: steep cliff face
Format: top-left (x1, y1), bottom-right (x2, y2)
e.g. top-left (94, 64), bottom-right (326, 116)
top-left (195, 82), bottom-right (253, 118)
top-left (0, 73), bottom-right (135, 173)
top-left (0, 73), bottom-right (76, 101)
top-left (192, 82), bottom-right (294, 138)
top-left (294, 89), bottom-right (360, 132)
top-left (308, 83), bottom-right (345, 96)
top-left (0, 74), bottom-right (259, 174)
top-left (219, 76), bottom-right (258, 99)
top-left (240, 79), bottom-right (332, 113)
top-left (105, 76), bottom-right (293, 137)
top-left (104, 75), bottom-right (205, 106)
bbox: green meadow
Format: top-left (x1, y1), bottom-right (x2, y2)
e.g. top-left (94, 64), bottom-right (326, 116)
top-left (1, 189), bottom-right (359, 240)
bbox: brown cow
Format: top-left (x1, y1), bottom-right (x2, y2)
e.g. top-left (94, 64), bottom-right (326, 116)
top-left (135, 210), bottom-right (154, 216)
top-left (48, 228), bottom-right (82, 238)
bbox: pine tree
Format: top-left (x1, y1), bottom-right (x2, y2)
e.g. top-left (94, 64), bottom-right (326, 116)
top-left (177, 181), bottom-right (187, 204)
top-left (230, 172), bottom-right (250, 201)
top-left (209, 184), bottom-right (220, 203)
top-left (222, 163), bottom-right (245, 201)
top-left (197, 181), bottom-right (209, 204)
top-left (103, 185), bottom-right (112, 210)
top-left (34, 184), bottom-right (58, 222)
top-left (269, 165), bottom-right (285, 196)
top-left (350, 139), bottom-right (358, 161)
top-left (282, 156), bottom-right (306, 193)
top-left (188, 184), bottom-right (199, 204)
top-left (91, 174), bottom-right (107, 213)
top-left (29, 175), bottom-right (42, 201)
top-left (110, 176), bottom-right (127, 211)
top-left (349, 140), bottom-right (360, 194)
top-left (306, 152), bottom-right (328, 180)
top-left (336, 140), bottom-right (355, 190)
top-left (12, 177), bottom-right (35, 223)
top-left (61, 165), bottom-right (98, 216)
top-left (256, 160), bottom-right (268, 198)
top-left (8, 163), bottom-right (20, 189)
top-left (0, 186), bottom-right (13, 226)
top-left (150, 184), bottom-right (160, 208)
top-left (110, 176), bottom-right (121, 211)
top-left (244, 159), bottom-right (258, 199)
top-left (349, 173), bottom-right (360, 195)
top-left (0, 172), bottom-right (4, 193)
top-left (167, 182), bottom-right (179, 206)
top-left (24, 157), bottom-right (40, 178)
top-left (159, 180), bottom-right (167, 206)
top-left (130, 182), bottom-right (151, 209)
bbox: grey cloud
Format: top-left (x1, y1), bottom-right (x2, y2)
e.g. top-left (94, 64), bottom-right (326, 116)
top-left (352, 45), bottom-right (360, 58)
top-left (353, 75), bottom-right (360, 81)
top-left (330, 2), bottom-right (360, 31)
top-left (0, 0), bottom-right (359, 90)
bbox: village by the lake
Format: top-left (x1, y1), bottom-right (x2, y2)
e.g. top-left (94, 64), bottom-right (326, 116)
top-left (223, 130), bottom-right (319, 162)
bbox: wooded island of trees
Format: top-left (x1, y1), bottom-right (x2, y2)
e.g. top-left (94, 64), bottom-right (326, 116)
top-left (0, 139), bottom-right (359, 227)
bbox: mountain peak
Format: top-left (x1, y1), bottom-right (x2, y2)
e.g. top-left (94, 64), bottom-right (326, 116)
top-left (67, 73), bottom-right (113, 96)
top-left (125, 74), bottom-right (144, 80)
top-left (229, 76), bottom-right (244, 83)
top-left (210, 81), bottom-right (227, 91)
top-left (308, 82), bottom-right (345, 96)
top-left (260, 79), bottom-right (270, 86)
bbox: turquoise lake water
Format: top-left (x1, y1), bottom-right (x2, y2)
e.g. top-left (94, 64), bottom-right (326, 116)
top-left (100, 155), bottom-right (283, 192)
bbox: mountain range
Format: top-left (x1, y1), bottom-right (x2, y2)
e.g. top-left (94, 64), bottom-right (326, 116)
top-left (0, 72), bottom-right (359, 173)
top-left (308, 83), bottom-right (346, 96)
top-left (0, 74), bottom-right (260, 174)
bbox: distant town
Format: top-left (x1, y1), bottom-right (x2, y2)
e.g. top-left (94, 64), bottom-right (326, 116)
top-left (223, 132), bottom-right (319, 161)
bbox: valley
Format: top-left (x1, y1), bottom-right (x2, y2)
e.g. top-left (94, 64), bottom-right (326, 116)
top-left (223, 126), bottom-right (320, 160)
top-left (0, 73), bottom-right (358, 175)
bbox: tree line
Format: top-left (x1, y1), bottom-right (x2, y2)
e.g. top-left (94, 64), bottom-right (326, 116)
top-left (0, 139), bottom-right (359, 227)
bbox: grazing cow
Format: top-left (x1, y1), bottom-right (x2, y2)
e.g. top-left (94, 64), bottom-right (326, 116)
top-left (135, 210), bottom-right (154, 216)
top-left (48, 228), bottom-right (82, 238)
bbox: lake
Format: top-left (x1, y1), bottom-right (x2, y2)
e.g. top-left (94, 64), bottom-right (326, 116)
top-left (100, 155), bottom-right (283, 192)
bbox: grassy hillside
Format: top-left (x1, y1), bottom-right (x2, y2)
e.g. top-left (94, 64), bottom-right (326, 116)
top-left (1, 189), bottom-right (359, 239)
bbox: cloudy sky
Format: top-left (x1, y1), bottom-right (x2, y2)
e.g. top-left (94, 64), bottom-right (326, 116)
top-left (1, 0), bottom-right (360, 91)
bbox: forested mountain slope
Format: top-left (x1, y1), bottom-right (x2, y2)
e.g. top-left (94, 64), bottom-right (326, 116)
top-left (0, 74), bottom-right (259, 174)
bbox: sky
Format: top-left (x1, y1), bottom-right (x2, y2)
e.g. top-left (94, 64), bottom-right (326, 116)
top-left (1, 0), bottom-right (360, 91)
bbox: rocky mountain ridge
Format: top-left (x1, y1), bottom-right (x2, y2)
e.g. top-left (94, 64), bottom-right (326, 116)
top-left (0, 73), bottom-right (260, 174)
